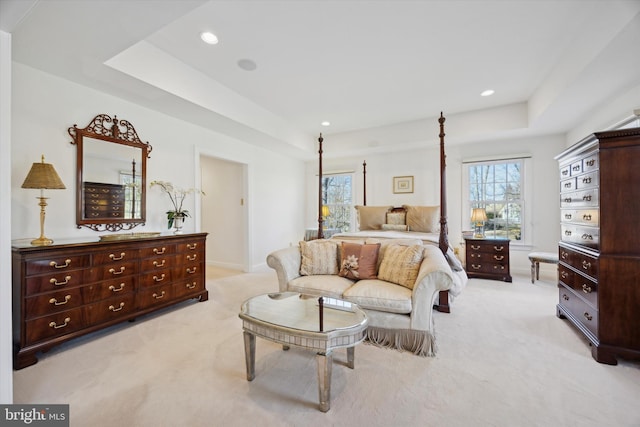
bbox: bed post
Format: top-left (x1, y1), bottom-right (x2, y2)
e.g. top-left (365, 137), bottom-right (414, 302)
top-left (435, 112), bottom-right (451, 313)
top-left (317, 133), bottom-right (324, 239)
top-left (362, 160), bottom-right (367, 206)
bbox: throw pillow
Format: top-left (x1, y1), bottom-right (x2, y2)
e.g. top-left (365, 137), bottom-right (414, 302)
top-left (299, 240), bottom-right (339, 275)
top-left (355, 205), bottom-right (393, 230)
top-left (403, 205), bottom-right (440, 233)
top-left (378, 244), bottom-right (424, 289)
top-left (381, 223), bottom-right (409, 231)
top-left (386, 211), bottom-right (406, 226)
top-left (339, 242), bottom-right (381, 280)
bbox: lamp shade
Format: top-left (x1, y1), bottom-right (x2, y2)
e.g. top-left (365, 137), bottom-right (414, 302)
top-left (21, 155), bottom-right (66, 190)
top-left (321, 205), bottom-right (330, 217)
top-left (471, 208), bottom-right (487, 223)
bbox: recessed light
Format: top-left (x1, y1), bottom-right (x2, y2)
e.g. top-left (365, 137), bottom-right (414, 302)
top-left (321, 121), bottom-right (331, 127)
top-left (200, 32), bottom-right (219, 45)
top-left (237, 59), bottom-right (257, 71)
top-left (481, 89), bottom-right (495, 97)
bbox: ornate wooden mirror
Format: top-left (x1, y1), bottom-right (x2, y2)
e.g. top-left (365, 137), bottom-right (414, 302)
top-left (69, 114), bottom-right (152, 231)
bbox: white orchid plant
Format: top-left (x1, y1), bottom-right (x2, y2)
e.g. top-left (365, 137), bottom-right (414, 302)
top-left (150, 180), bottom-right (205, 229)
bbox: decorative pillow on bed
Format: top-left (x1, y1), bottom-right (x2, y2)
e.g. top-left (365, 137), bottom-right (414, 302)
top-left (377, 244), bottom-right (424, 289)
top-left (386, 211), bottom-right (406, 226)
top-left (299, 240), bottom-right (339, 276)
top-left (338, 242), bottom-right (381, 280)
top-left (403, 205), bottom-right (440, 233)
top-left (355, 205), bottom-right (393, 230)
top-left (381, 223), bottom-right (409, 231)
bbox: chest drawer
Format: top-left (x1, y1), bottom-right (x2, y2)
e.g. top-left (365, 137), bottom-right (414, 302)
top-left (559, 245), bottom-right (598, 279)
top-left (24, 307), bottom-right (86, 345)
top-left (26, 270), bottom-right (89, 296)
top-left (83, 275), bottom-right (136, 302)
top-left (558, 285), bottom-right (598, 337)
top-left (140, 244), bottom-right (176, 258)
top-left (93, 249), bottom-right (139, 265)
top-left (140, 270), bottom-right (174, 287)
top-left (25, 255), bottom-right (90, 276)
top-left (91, 260), bottom-right (138, 281)
top-left (25, 287), bottom-right (85, 319)
top-left (85, 294), bottom-right (136, 325)
top-left (140, 255), bottom-right (177, 272)
top-left (560, 209), bottom-right (599, 227)
top-left (138, 284), bottom-right (175, 310)
top-left (561, 224), bottom-right (599, 247)
top-left (558, 264), bottom-right (598, 307)
top-left (560, 189), bottom-right (599, 208)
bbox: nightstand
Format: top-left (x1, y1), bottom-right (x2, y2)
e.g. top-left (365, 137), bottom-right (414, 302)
top-left (464, 238), bottom-right (512, 282)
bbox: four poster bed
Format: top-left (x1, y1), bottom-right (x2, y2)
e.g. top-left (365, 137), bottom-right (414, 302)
top-left (318, 113), bottom-right (467, 313)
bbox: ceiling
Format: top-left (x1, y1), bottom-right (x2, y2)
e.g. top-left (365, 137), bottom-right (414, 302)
top-left (2, 0), bottom-right (640, 159)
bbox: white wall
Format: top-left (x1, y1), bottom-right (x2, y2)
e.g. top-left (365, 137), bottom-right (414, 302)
top-left (1, 29), bottom-right (14, 404)
top-left (309, 134), bottom-right (563, 279)
top-left (11, 63), bottom-right (305, 272)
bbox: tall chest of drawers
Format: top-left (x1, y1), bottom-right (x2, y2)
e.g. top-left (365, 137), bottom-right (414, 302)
top-left (12, 233), bottom-right (208, 369)
top-left (555, 127), bottom-right (640, 365)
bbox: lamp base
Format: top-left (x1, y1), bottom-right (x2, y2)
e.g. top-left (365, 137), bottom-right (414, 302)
top-left (31, 236), bottom-right (53, 246)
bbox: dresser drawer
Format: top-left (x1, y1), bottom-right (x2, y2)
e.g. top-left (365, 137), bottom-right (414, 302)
top-left (561, 224), bottom-right (599, 248)
top-left (558, 264), bottom-right (598, 307)
top-left (24, 307), bottom-right (86, 345)
top-left (558, 285), bottom-right (598, 337)
top-left (85, 294), bottom-right (136, 325)
top-left (174, 278), bottom-right (206, 299)
top-left (93, 248), bottom-right (140, 265)
top-left (91, 260), bottom-right (138, 281)
top-left (138, 284), bottom-right (175, 309)
top-left (140, 270), bottom-right (174, 287)
top-left (83, 276), bottom-right (136, 302)
top-left (560, 209), bottom-right (599, 227)
top-left (575, 171), bottom-right (598, 190)
top-left (175, 262), bottom-right (204, 280)
top-left (560, 189), bottom-right (599, 208)
top-left (25, 270), bottom-right (88, 296)
top-left (570, 159), bottom-right (583, 175)
top-left (139, 243), bottom-right (176, 258)
top-left (466, 241), bottom-right (509, 254)
top-left (560, 177), bottom-right (576, 192)
top-left (177, 240), bottom-right (204, 253)
top-left (467, 261), bottom-right (509, 275)
top-left (140, 255), bottom-right (177, 272)
top-left (25, 255), bottom-right (90, 276)
top-left (581, 153), bottom-right (598, 173)
top-left (24, 287), bottom-right (85, 319)
top-left (559, 245), bottom-right (598, 279)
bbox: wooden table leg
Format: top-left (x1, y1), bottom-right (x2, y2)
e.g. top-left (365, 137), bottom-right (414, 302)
top-left (317, 351), bottom-right (333, 412)
top-left (243, 331), bottom-right (256, 381)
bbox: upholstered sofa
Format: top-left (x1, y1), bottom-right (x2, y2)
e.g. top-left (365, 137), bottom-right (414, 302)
top-left (266, 238), bottom-right (457, 356)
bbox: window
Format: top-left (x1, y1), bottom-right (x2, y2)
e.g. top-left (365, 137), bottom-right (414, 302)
top-left (465, 158), bottom-right (525, 241)
top-left (120, 171), bottom-right (142, 219)
top-left (321, 173), bottom-right (353, 232)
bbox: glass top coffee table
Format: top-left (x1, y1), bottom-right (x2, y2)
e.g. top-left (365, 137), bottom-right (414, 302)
top-left (239, 292), bottom-right (368, 412)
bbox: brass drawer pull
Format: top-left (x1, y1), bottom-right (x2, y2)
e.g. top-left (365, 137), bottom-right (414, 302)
top-left (582, 284), bottom-right (592, 294)
top-left (109, 302), bottom-right (125, 312)
top-left (564, 197), bottom-right (572, 203)
top-left (585, 159), bottom-right (596, 167)
top-left (50, 276), bottom-right (71, 286)
top-left (562, 293), bottom-right (569, 301)
top-left (187, 243), bottom-right (198, 250)
top-left (582, 177), bottom-right (591, 184)
top-left (493, 255), bottom-right (504, 261)
top-left (493, 246), bottom-right (504, 252)
top-left (50, 259), bottom-right (71, 269)
top-left (109, 283), bottom-right (125, 292)
top-left (153, 274), bottom-right (166, 282)
top-left (49, 295), bottom-right (71, 306)
top-left (49, 317), bottom-right (71, 329)
top-left (471, 253), bottom-right (480, 258)
top-left (582, 261), bottom-right (591, 270)
top-left (109, 252), bottom-right (125, 261)
top-left (581, 234), bottom-right (593, 241)
top-left (583, 312), bottom-right (593, 321)
top-left (471, 264), bottom-right (482, 270)
top-left (582, 195), bottom-right (592, 202)
top-left (153, 291), bottom-right (166, 300)
top-left (561, 271), bottom-right (569, 279)
top-left (564, 230), bottom-right (572, 236)
top-left (153, 260), bottom-right (166, 267)
top-left (493, 265), bottom-right (505, 270)
top-left (565, 213), bottom-right (572, 219)
top-left (187, 254), bottom-right (197, 261)
top-left (153, 247), bottom-right (166, 255)
top-left (564, 182), bottom-right (572, 188)
top-left (572, 165), bottom-right (580, 171)
top-left (109, 266), bottom-right (126, 275)
top-left (471, 245), bottom-right (480, 250)
top-left (583, 214), bottom-right (592, 221)
top-left (186, 267), bottom-right (197, 274)
top-left (561, 251), bottom-right (568, 260)
top-left (186, 282), bottom-right (197, 290)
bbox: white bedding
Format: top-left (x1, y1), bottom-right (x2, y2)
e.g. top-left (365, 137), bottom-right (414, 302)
top-left (331, 230), bottom-right (468, 298)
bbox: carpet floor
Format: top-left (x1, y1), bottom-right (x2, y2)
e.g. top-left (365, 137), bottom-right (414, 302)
top-left (12, 270), bottom-right (640, 426)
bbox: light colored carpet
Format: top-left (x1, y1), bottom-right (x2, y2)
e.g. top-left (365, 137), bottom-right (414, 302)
top-left (13, 271), bottom-right (640, 426)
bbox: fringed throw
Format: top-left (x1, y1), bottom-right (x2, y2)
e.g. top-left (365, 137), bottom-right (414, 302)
top-left (364, 326), bottom-right (436, 357)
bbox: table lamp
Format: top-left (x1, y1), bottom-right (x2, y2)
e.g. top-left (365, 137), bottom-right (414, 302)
top-left (21, 155), bottom-right (66, 245)
top-left (321, 205), bottom-right (330, 229)
top-left (471, 207), bottom-right (488, 238)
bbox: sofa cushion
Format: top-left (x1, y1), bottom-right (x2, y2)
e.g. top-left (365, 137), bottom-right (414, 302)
top-left (338, 242), bottom-right (381, 280)
top-left (403, 205), bottom-right (440, 233)
top-left (365, 238), bottom-right (423, 270)
top-left (288, 275), bottom-right (354, 299)
top-left (343, 279), bottom-right (412, 314)
top-left (299, 240), bottom-right (339, 276)
top-left (355, 205), bottom-right (393, 230)
top-left (377, 244), bottom-right (424, 289)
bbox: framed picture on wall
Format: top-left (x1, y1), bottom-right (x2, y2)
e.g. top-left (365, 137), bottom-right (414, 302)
top-left (393, 176), bottom-right (414, 194)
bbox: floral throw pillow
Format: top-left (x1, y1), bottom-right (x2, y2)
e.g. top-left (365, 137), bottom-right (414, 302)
top-left (339, 242), bottom-right (381, 280)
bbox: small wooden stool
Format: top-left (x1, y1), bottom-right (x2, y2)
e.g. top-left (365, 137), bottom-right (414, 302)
top-left (528, 252), bottom-right (559, 283)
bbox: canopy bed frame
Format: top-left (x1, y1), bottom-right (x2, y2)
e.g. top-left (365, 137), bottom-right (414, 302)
top-left (316, 112), bottom-right (454, 313)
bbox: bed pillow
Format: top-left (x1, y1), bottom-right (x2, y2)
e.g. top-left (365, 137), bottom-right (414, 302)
top-left (403, 205), bottom-right (440, 233)
top-left (299, 240), bottom-right (339, 275)
top-left (381, 223), bottom-right (409, 231)
top-left (355, 205), bottom-right (393, 230)
top-left (386, 211), bottom-right (406, 226)
top-left (339, 242), bottom-right (381, 280)
top-left (377, 244), bottom-right (424, 289)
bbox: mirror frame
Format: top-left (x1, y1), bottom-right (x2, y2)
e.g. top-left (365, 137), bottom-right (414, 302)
top-left (69, 114), bottom-right (153, 232)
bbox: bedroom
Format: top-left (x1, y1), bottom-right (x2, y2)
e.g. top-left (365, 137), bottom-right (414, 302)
top-left (1, 0), bottom-right (640, 420)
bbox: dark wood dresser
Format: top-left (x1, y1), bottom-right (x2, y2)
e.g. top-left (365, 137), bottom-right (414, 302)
top-left (83, 182), bottom-right (126, 219)
top-left (555, 127), bottom-right (640, 364)
top-left (12, 232), bottom-right (208, 369)
top-left (464, 238), bottom-right (512, 282)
